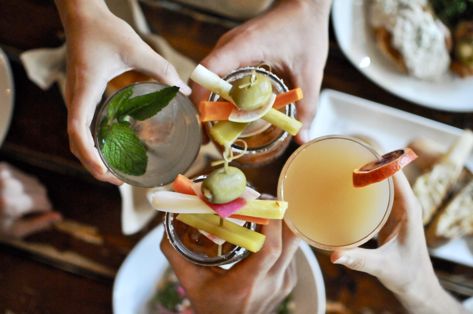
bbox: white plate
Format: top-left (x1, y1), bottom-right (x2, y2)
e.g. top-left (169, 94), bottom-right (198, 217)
top-left (310, 89), bottom-right (473, 267)
top-left (332, 0), bottom-right (473, 112)
top-left (0, 48), bottom-right (14, 147)
top-left (113, 225), bottom-right (326, 314)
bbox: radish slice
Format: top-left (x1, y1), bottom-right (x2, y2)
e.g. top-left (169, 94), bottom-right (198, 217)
top-left (228, 93), bottom-right (276, 123)
top-left (240, 120), bottom-right (271, 138)
top-left (190, 64), bottom-right (233, 103)
top-left (204, 197), bottom-right (247, 218)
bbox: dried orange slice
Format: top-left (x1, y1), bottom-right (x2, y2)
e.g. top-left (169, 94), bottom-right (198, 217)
top-left (353, 148), bottom-right (417, 187)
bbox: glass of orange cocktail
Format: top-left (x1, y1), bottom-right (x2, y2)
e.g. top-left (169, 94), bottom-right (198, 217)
top-left (278, 135), bottom-right (394, 250)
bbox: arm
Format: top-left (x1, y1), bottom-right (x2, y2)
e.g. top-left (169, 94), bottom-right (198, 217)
top-left (331, 173), bottom-right (467, 314)
top-left (55, 0), bottom-right (190, 184)
top-left (191, 0), bottom-right (332, 144)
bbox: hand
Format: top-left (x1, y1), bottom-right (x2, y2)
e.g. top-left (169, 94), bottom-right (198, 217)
top-left (331, 173), bottom-right (466, 314)
top-left (56, 0), bottom-right (191, 184)
top-left (161, 220), bottom-right (300, 314)
top-left (0, 163), bottom-right (62, 239)
top-left (191, 0), bottom-right (331, 144)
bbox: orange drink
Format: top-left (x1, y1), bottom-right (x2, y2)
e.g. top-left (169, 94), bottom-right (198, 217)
top-left (278, 136), bottom-right (394, 250)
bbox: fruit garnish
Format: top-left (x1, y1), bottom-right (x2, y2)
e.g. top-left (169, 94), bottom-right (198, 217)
top-left (176, 214), bottom-right (266, 253)
top-left (209, 121), bottom-right (248, 148)
top-left (229, 72), bottom-right (272, 111)
top-left (353, 148), bottom-right (418, 187)
top-left (228, 93), bottom-right (276, 123)
top-left (201, 166), bottom-right (247, 204)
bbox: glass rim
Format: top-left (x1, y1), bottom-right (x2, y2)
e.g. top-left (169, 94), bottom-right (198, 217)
top-left (92, 81), bottom-right (201, 188)
top-left (208, 66), bottom-right (295, 154)
top-left (277, 135), bottom-right (394, 250)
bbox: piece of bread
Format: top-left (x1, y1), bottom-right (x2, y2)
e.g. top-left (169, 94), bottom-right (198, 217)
top-left (426, 176), bottom-right (473, 246)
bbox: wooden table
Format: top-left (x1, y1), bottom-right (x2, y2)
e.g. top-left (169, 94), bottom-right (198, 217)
top-left (0, 1), bottom-right (471, 313)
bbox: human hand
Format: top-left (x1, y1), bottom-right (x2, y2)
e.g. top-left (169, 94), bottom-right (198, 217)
top-left (161, 220), bottom-right (300, 314)
top-left (56, 0), bottom-right (191, 184)
top-left (331, 173), bottom-right (466, 314)
top-left (191, 0), bottom-right (331, 144)
top-left (0, 163), bottom-right (62, 239)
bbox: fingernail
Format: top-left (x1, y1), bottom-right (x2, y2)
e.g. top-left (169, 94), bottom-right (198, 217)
top-left (178, 83), bottom-right (192, 96)
top-left (333, 255), bottom-right (351, 266)
top-left (299, 129), bottom-right (309, 143)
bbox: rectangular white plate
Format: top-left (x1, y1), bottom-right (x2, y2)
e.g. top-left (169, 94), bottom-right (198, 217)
top-left (309, 89), bottom-right (473, 267)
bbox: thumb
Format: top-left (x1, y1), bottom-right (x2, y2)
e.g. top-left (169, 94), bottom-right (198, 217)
top-left (330, 248), bottom-right (383, 277)
top-left (129, 44), bottom-right (191, 95)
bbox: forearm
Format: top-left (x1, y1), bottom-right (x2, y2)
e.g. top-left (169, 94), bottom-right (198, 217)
top-left (395, 276), bottom-right (467, 314)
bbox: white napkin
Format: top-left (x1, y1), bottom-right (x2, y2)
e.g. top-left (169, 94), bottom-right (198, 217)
top-left (19, 0), bottom-right (220, 235)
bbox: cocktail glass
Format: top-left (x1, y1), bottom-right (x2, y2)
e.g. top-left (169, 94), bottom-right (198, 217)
top-left (278, 135), bottom-right (394, 250)
top-left (207, 66), bottom-right (296, 167)
top-left (163, 175), bottom-right (257, 266)
top-left (93, 82), bottom-right (201, 188)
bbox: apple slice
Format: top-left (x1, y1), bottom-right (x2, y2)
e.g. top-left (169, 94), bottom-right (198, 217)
top-left (353, 148), bottom-right (418, 187)
top-left (228, 93), bottom-right (276, 123)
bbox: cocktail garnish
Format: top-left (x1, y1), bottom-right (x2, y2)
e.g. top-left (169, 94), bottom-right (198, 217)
top-left (353, 148), bottom-right (418, 187)
top-left (99, 86), bottom-right (179, 176)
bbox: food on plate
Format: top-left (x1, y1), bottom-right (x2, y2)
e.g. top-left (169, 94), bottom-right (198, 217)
top-left (149, 267), bottom-right (295, 314)
top-left (413, 129), bottom-right (473, 225)
top-left (451, 21), bottom-right (473, 77)
top-left (426, 178), bottom-right (473, 246)
top-left (369, 0), bottom-right (451, 80)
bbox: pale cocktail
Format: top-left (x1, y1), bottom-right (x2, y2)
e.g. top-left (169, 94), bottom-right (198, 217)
top-left (278, 136), bottom-right (394, 250)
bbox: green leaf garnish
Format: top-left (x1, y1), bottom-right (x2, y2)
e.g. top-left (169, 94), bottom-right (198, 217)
top-left (116, 86), bottom-right (179, 121)
top-left (107, 86), bottom-right (133, 121)
top-left (100, 122), bottom-right (148, 176)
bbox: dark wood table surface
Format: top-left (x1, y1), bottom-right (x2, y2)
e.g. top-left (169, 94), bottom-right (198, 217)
top-left (0, 1), bottom-right (472, 313)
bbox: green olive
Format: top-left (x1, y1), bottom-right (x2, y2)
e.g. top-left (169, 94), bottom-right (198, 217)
top-left (229, 73), bottom-right (272, 111)
top-left (456, 39), bottom-right (473, 66)
top-left (201, 166), bottom-right (247, 204)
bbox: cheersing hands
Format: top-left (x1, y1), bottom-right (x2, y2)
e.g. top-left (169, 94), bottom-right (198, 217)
top-left (191, 0), bottom-right (332, 144)
top-left (161, 220), bottom-right (300, 314)
top-left (55, 0), bottom-right (191, 184)
top-left (331, 173), bottom-right (467, 314)
top-left (0, 163), bottom-right (61, 239)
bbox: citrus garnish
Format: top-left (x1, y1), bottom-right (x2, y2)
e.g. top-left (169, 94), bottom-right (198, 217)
top-left (353, 148), bottom-right (418, 187)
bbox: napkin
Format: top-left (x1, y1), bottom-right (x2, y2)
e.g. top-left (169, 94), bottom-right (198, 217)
top-left (20, 0), bottom-right (220, 235)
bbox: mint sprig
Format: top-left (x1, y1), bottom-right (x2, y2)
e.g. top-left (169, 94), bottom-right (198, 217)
top-left (99, 85), bottom-right (178, 176)
top-left (100, 122), bottom-right (148, 176)
top-left (116, 86), bottom-right (179, 121)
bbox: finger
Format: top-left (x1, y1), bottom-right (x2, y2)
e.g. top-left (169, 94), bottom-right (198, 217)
top-left (330, 247), bottom-right (384, 278)
top-left (231, 219), bottom-right (282, 280)
top-left (128, 44), bottom-right (191, 95)
top-left (291, 65), bottom-right (322, 145)
top-left (160, 233), bottom-right (213, 290)
top-left (271, 222), bottom-right (300, 272)
top-left (9, 211), bottom-right (62, 239)
top-left (67, 70), bottom-right (116, 183)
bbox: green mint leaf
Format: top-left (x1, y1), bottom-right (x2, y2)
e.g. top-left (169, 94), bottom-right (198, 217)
top-left (117, 86), bottom-right (179, 121)
top-left (107, 86), bottom-right (133, 120)
top-left (100, 122), bottom-right (148, 176)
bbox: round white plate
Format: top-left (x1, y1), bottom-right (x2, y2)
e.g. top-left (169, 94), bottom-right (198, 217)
top-left (332, 0), bottom-right (473, 112)
top-left (113, 225), bottom-right (326, 314)
top-left (0, 48), bottom-right (14, 146)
